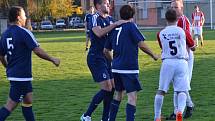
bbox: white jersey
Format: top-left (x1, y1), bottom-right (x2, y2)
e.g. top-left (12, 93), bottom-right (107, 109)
top-left (158, 25), bottom-right (188, 60)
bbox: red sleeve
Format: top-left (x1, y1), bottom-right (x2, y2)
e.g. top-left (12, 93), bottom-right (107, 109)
top-left (185, 30), bottom-right (195, 48)
top-left (157, 31), bottom-right (162, 49)
top-left (177, 18), bottom-right (183, 28)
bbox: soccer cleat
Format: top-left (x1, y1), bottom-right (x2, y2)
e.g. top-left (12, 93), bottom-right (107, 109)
top-left (200, 41), bottom-right (204, 47)
top-left (80, 114), bottom-right (91, 121)
top-left (166, 112), bottom-right (176, 120)
top-left (183, 106), bottom-right (194, 119)
top-left (176, 112), bottom-right (183, 121)
top-left (155, 118), bottom-right (161, 121)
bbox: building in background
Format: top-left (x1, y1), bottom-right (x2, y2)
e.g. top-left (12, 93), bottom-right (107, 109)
top-left (114, 0), bottom-right (214, 28)
top-left (0, 5), bottom-right (8, 34)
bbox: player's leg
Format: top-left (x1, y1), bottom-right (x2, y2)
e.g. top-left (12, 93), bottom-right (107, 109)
top-left (109, 73), bottom-right (124, 121)
top-left (184, 52), bottom-right (194, 118)
top-left (0, 81), bottom-right (22, 120)
top-left (101, 79), bottom-right (115, 121)
top-left (109, 91), bottom-right (124, 121)
top-left (0, 98), bottom-right (18, 121)
top-left (155, 60), bottom-right (174, 121)
top-left (22, 92), bottom-right (35, 121)
top-left (121, 74), bottom-right (142, 121)
top-left (81, 56), bottom-right (113, 121)
top-left (22, 93), bottom-right (35, 121)
top-left (82, 79), bottom-right (113, 120)
top-left (193, 27), bottom-right (199, 47)
top-left (173, 60), bottom-right (190, 121)
top-left (199, 27), bottom-right (204, 46)
top-left (126, 91), bottom-right (137, 121)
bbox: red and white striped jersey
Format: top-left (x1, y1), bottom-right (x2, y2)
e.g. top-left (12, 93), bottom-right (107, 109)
top-left (157, 25), bottom-right (195, 60)
top-left (177, 15), bottom-right (191, 33)
top-left (192, 10), bottom-right (205, 27)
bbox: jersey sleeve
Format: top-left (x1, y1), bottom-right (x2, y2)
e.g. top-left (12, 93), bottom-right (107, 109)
top-left (157, 31), bottom-right (162, 49)
top-left (129, 23), bottom-right (145, 44)
top-left (92, 15), bottom-right (102, 28)
top-left (23, 29), bottom-right (39, 50)
top-left (185, 30), bottom-right (195, 48)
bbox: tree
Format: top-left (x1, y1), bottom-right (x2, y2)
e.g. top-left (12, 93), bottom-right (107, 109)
top-left (49, 0), bottom-right (74, 19)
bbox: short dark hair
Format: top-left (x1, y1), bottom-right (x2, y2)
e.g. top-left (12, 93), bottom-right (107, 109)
top-left (94, 0), bottom-right (103, 9)
top-left (165, 9), bottom-right (177, 23)
top-left (194, 5), bottom-right (199, 9)
top-left (120, 5), bottom-right (135, 20)
top-left (8, 6), bottom-right (23, 23)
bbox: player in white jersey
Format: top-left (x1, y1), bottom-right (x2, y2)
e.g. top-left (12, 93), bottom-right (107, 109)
top-left (154, 9), bottom-right (196, 121)
top-left (192, 5), bottom-right (205, 47)
top-left (166, 1), bottom-right (196, 120)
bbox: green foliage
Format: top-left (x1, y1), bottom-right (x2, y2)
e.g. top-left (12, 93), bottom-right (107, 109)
top-left (0, 30), bottom-right (214, 121)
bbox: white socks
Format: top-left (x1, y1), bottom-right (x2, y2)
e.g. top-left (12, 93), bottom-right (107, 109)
top-left (177, 92), bottom-right (187, 113)
top-left (186, 91), bottom-right (194, 107)
top-left (154, 94), bottom-right (164, 119)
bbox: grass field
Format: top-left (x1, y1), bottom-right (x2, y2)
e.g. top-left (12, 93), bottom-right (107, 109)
top-left (0, 30), bottom-right (215, 121)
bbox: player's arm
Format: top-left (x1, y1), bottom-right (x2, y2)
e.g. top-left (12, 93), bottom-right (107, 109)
top-left (103, 48), bottom-right (113, 61)
top-left (157, 32), bottom-right (162, 49)
top-left (138, 41), bottom-right (159, 61)
top-left (33, 47), bottom-right (60, 67)
top-left (92, 20), bottom-right (127, 38)
top-left (0, 55), bottom-right (7, 68)
top-left (191, 13), bottom-right (194, 26)
top-left (185, 30), bottom-right (196, 51)
top-left (202, 12), bottom-right (205, 25)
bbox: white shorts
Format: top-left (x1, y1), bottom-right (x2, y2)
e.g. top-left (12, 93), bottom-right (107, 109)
top-left (193, 26), bottom-right (203, 36)
top-left (158, 59), bottom-right (190, 92)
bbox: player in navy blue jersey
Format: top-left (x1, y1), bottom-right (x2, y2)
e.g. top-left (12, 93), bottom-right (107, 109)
top-left (81, 0), bottom-right (128, 121)
top-left (0, 6), bottom-right (60, 121)
top-left (104, 5), bottom-right (158, 121)
top-left (84, 6), bottom-right (95, 51)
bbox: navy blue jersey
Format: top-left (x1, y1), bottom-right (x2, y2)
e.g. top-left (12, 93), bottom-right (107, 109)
top-left (105, 22), bottom-right (145, 73)
top-left (0, 25), bottom-right (39, 81)
top-left (89, 13), bottom-right (115, 55)
top-left (84, 13), bottom-right (93, 31)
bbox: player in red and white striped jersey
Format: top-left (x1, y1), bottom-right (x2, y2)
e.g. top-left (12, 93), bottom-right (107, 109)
top-left (192, 5), bottom-right (205, 46)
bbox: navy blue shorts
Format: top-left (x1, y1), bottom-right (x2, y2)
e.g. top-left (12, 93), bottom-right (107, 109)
top-left (87, 53), bottom-right (113, 82)
top-left (113, 73), bottom-right (142, 93)
top-left (9, 81), bottom-right (33, 102)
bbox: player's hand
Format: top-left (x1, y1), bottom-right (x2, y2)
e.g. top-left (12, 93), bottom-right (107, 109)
top-left (52, 58), bottom-right (60, 67)
top-left (152, 54), bottom-right (160, 61)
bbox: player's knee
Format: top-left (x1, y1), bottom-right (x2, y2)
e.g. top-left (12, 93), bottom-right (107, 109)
top-left (156, 90), bottom-right (166, 96)
top-left (5, 99), bottom-right (18, 112)
top-left (114, 91), bottom-right (124, 101)
top-left (127, 92), bottom-right (137, 105)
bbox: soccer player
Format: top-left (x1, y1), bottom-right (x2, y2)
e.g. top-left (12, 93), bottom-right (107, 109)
top-left (154, 8), bottom-right (196, 121)
top-left (166, 1), bottom-right (196, 120)
top-left (80, 0), bottom-right (127, 121)
top-left (192, 5), bottom-right (205, 47)
top-left (0, 6), bottom-right (60, 121)
top-left (84, 6), bottom-right (95, 51)
top-left (104, 5), bottom-right (158, 121)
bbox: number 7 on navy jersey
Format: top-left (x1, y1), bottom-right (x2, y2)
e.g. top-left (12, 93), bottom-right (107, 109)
top-left (115, 27), bottom-right (122, 45)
